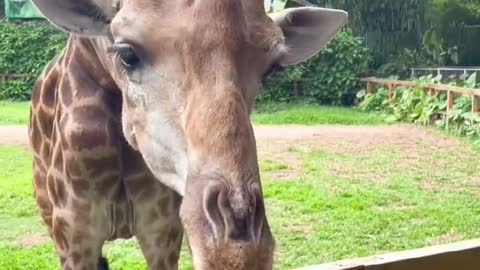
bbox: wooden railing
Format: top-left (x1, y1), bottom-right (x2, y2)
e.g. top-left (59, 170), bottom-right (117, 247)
top-left (296, 239), bottom-right (480, 270)
top-left (360, 77), bottom-right (480, 129)
top-left (0, 74), bottom-right (29, 84)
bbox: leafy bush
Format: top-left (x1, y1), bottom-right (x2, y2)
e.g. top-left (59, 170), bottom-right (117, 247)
top-left (0, 80), bottom-right (32, 101)
top-left (0, 21), bottom-right (67, 100)
top-left (357, 73), bottom-right (480, 145)
top-left (258, 28), bottom-right (370, 106)
top-left (376, 49), bottom-right (434, 79)
top-left (425, 0), bottom-right (480, 66)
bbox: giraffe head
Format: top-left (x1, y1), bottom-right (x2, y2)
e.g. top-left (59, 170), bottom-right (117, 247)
top-left (33, 0), bottom-right (347, 268)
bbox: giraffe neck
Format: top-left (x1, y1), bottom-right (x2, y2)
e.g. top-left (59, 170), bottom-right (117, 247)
top-left (60, 35), bottom-right (119, 94)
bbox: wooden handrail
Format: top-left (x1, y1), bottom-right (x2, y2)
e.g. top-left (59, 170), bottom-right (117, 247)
top-left (360, 77), bottom-right (480, 127)
top-left (0, 74), bottom-right (30, 85)
top-left (360, 77), bottom-right (480, 97)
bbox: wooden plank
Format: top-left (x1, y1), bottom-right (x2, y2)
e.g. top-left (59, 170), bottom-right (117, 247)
top-left (295, 239), bottom-right (480, 270)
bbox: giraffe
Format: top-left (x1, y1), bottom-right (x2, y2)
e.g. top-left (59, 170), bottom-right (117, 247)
top-left (28, 0), bottom-right (347, 269)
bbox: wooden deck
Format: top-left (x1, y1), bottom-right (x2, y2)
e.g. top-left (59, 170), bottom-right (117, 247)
top-left (296, 239), bottom-right (480, 270)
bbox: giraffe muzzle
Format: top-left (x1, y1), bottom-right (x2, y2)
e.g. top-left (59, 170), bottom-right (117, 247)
top-left (203, 182), bottom-right (265, 244)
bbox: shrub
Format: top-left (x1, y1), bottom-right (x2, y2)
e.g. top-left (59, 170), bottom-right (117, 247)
top-left (357, 73), bottom-right (480, 145)
top-left (1, 23), bottom-right (370, 105)
top-left (258, 28), bottom-right (370, 106)
top-left (0, 20), bottom-right (68, 100)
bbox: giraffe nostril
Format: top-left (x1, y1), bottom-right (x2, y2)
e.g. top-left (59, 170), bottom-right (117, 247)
top-left (203, 184), bottom-right (225, 243)
top-left (203, 183), bottom-right (264, 244)
top-left (227, 210), bottom-right (251, 241)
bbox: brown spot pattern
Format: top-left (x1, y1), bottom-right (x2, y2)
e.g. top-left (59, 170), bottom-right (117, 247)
top-left (71, 179), bottom-right (90, 197)
top-left (30, 120), bottom-right (43, 153)
top-left (155, 258), bottom-right (167, 270)
top-left (167, 228), bottom-right (182, 246)
top-left (71, 251), bottom-right (81, 265)
top-left (155, 234), bottom-right (167, 248)
top-left (65, 156), bottom-right (83, 179)
top-left (96, 174), bottom-right (119, 195)
top-left (84, 248), bottom-right (92, 257)
top-left (59, 113), bottom-right (70, 150)
top-left (32, 81), bottom-right (42, 107)
top-left (53, 148), bottom-right (64, 170)
top-left (83, 156), bottom-right (119, 178)
top-left (60, 75), bottom-right (73, 107)
top-left (47, 174), bottom-right (68, 208)
top-left (168, 251), bottom-right (180, 267)
top-left (159, 196), bottom-right (170, 217)
top-left (69, 106), bottom-right (108, 150)
top-left (53, 217), bottom-right (70, 251)
top-left (42, 78), bottom-right (56, 108)
top-left (37, 108), bottom-right (53, 138)
top-left (147, 208), bottom-right (160, 224)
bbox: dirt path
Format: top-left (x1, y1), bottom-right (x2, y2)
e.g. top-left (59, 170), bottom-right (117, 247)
top-left (0, 124), bottom-right (459, 149)
top-left (0, 126), bottom-right (29, 146)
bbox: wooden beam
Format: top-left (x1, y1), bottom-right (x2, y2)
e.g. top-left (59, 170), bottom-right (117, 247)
top-left (295, 239), bottom-right (480, 270)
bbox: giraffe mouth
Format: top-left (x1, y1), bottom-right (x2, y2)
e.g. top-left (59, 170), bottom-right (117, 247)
top-left (124, 125), bottom-right (139, 150)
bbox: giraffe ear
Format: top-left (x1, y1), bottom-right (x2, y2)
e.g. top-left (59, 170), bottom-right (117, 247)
top-left (269, 7), bottom-right (348, 66)
top-left (31, 0), bottom-right (118, 36)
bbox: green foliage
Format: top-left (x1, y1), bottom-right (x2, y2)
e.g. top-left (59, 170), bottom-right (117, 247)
top-left (358, 74), bottom-right (480, 145)
top-left (310, 0), bottom-right (427, 67)
top-left (376, 49), bottom-right (434, 79)
top-left (310, 0), bottom-right (480, 68)
top-left (0, 80), bottom-right (32, 101)
top-left (258, 29), bottom-right (370, 105)
top-left (425, 0), bottom-right (480, 66)
top-left (0, 21), bottom-right (67, 100)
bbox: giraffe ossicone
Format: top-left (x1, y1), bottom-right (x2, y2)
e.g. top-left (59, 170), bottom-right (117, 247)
top-left (29, 0), bottom-right (347, 269)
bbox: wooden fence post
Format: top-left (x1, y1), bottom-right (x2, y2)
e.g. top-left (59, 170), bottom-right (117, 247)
top-left (446, 91), bottom-right (455, 130)
top-left (428, 88), bottom-right (436, 96)
top-left (367, 81), bottom-right (374, 94)
top-left (473, 95), bottom-right (480, 114)
top-left (388, 83), bottom-right (396, 103)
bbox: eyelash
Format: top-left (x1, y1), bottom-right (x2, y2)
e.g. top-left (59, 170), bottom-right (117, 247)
top-left (107, 44), bottom-right (141, 73)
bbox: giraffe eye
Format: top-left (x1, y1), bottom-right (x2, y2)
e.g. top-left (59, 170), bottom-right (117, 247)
top-left (108, 43), bottom-right (141, 72)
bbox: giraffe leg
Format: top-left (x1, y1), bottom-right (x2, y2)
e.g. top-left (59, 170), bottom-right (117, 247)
top-left (98, 256), bottom-right (110, 270)
top-left (132, 181), bottom-right (184, 270)
top-left (33, 162), bottom-right (111, 270)
top-left (50, 196), bottom-right (111, 270)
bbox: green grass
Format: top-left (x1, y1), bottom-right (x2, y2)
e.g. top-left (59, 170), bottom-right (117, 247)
top-left (0, 101), bottom-right (30, 125)
top-left (252, 103), bottom-right (386, 125)
top-left (0, 101), bottom-right (386, 126)
top-left (1, 134), bottom-right (480, 269)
